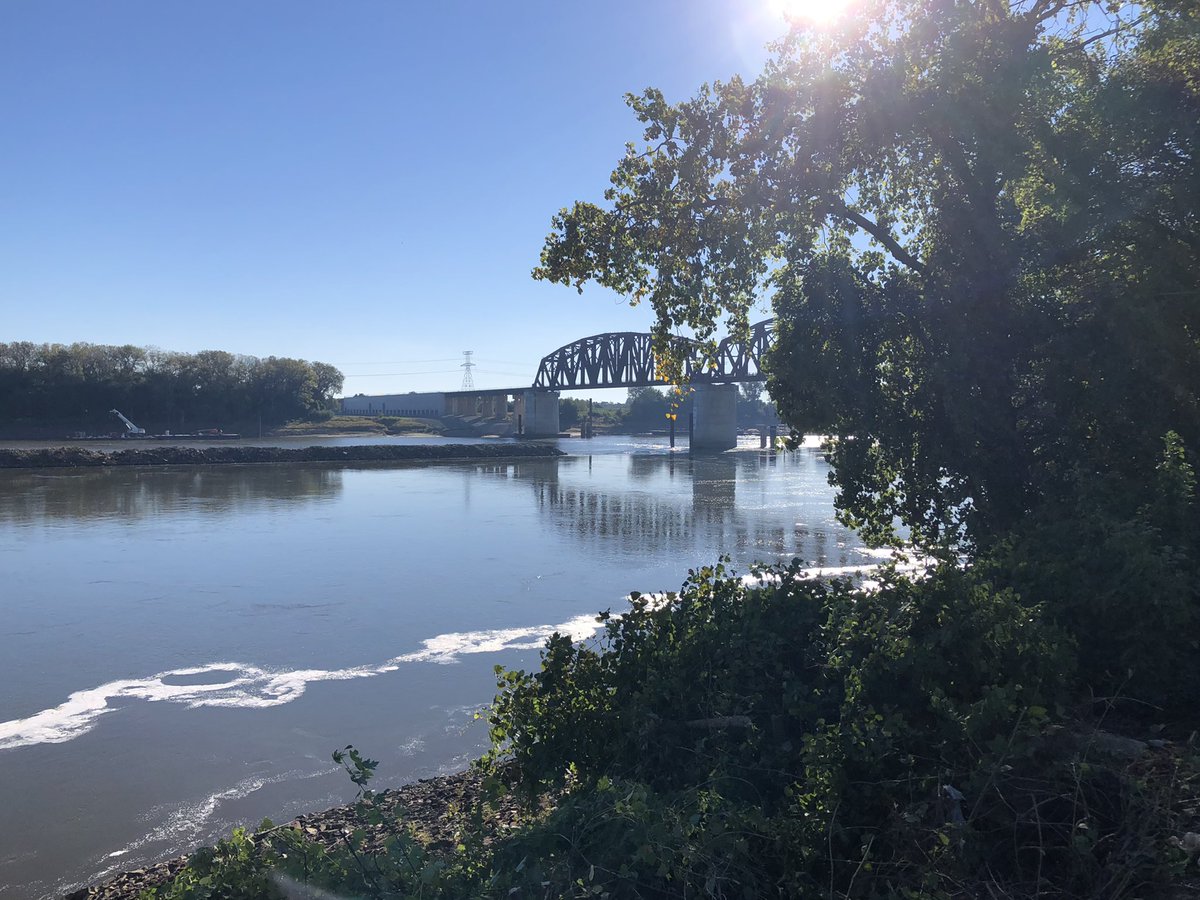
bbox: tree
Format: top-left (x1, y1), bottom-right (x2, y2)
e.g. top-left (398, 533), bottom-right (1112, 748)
top-left (181, 350), bottom-right (241, 422)
top-left (625, 386), bottom-right (671, 427)
top-left (535, 0), bottom-right (1199, 550)
top-left (311, 361), bottom-right (344, 408)
top-left (559, 397), bottom-right (586, 429)
top-left (534, 1), bottom-right (1199, 702)
top-left (736, 382), bottom-right (779, 426)
top-left (0, 343), bottom-right (344, 430)
top-left (250, 356), bottom-right (320, 423)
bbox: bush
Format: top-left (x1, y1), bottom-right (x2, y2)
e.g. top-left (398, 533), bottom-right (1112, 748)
top-left (487, 561), bottom-right (1125, 895)
top-left (481, 778), bottom-right (773, 898)
top-left (146, 560), bottom-right (1196, 899)
top-left (986, 432), bottom-right (1200, 714)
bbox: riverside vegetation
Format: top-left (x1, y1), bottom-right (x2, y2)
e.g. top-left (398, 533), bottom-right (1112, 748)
top-left (100, 1), bottom-right (1199, 896)
top-left (0, 343), bottom-right (343, 437)
top-left (117, 555), bottom-right (1199, 899)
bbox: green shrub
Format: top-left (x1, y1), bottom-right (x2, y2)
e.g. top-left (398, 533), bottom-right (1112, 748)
top-left (490, 561), bottom-right (1069, 788)
top-left (145, 559), bottom-right (1195, 899)
top-left (148, 828), bottom-right (282, 900)
top-left (986, 432), bottom-right (1200, 713)
top-left (487, 561), bottom-right (1098, 895)
top-left (481, 778), bottom-right (773, 899)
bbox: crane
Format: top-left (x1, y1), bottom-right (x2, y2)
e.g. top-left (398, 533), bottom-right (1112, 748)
top-left (109, 409), bottom-right (146, 435)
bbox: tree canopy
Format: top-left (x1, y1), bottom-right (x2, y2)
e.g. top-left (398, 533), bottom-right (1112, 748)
top-left (0, 341), bottom-right (344, 431)
top-left (535, 0), bottom-right (1199, 552)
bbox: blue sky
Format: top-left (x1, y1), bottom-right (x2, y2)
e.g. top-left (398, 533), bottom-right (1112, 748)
top-left (0, 2), bottom-right (789, 396)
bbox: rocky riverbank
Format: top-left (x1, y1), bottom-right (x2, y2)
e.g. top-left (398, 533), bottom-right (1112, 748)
top-left (0, 443), bottom-right (564, 469)
top-left (64, 768), bottom-right (531, 900)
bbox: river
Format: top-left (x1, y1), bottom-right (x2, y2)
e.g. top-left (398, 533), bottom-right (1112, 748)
top-left (0, 435), bottom-right (876, 898)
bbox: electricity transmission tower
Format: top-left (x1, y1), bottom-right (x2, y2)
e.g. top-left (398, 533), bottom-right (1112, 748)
top-left (460, 351), bottom-right (475, 390)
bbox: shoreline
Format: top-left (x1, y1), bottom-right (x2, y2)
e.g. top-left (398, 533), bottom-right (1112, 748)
top-left (63, 767), bottom-right (521, 900)
top-left (0, 443), bottom-right (565, 470)
top-left (13, 439), bottom-right (560, 898)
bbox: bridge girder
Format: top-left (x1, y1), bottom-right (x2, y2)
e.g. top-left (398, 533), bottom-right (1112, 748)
top-left (710, 319), bottom-right (773, 384)
top-left (532, 320), bottom-right (774, 391)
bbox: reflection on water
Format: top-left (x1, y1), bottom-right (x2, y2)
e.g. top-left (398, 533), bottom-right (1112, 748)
top-left (0, 466), bottom-right (343, 523)
top-left (0, 440), bottom-right (870, 899)
top-left (472, 449), bottom-right (861, 570)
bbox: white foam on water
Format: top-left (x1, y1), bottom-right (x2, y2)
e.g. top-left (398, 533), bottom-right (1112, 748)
top-left (139, 766), bottom-right (333, 850)
top-left (398, 614), bottom-right (600, 663)
top-left (2, 559), bottom-right (914, 754)
top-left (66, 767), bottom-right (333, 894)
top-left (397, 737), bottom-right (426, 756)
top-left (740, 552), bottom-right (932, 587)
top-left (0, 614), bottom-right (603, 752)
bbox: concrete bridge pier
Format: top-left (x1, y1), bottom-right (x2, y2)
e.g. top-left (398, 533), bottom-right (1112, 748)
top-left (445, 392), bottom-right (508, 419)
top-left (480, 394), bottom-right (505, 418)
top-left (689, 383), bottom-right (737, 451)
top-left (445, 394), bottom-right (471, 416)
top-left (518, 390), bottom-right (560, 438)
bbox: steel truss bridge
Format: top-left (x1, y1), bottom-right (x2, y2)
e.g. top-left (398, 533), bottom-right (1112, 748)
top-left (532, 319), bottom-right (774, 391)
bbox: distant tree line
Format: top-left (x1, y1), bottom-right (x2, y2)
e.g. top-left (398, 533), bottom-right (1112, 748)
top-left (0, 342), bottom-right (344, 431)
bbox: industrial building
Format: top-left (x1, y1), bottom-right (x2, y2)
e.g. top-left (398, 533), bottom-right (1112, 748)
top-left (339, 392), bottom-right (446, 417)
top-left (338, 388), bottom-right (562, 439)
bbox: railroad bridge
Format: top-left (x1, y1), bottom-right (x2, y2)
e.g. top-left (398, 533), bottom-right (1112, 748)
top-left (451, 320), bottom-right (774, 450)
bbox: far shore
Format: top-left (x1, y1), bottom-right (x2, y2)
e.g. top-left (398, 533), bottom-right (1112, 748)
top-left (0, 442), bottom-right (565, 470)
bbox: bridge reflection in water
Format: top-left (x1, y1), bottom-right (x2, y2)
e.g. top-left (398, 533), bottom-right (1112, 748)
top-left (473, 449), bottom-right (865, 571)
top-left (0, 447), bottom-right (865, 572)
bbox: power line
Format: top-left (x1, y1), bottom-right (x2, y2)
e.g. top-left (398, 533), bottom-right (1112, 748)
top-left (344, 369), bottom-right (461, 377)
top-left (337, 358), bottom-right (461, 366)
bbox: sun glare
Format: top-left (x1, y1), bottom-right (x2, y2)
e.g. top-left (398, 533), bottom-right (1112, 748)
top-left (770, 0), bottom-right (855, 27)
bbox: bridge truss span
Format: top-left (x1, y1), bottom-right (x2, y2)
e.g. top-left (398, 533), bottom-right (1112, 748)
top-left (532, 320), bottom-right (774, 391)
top-left (532, 332), bottom-right (695, 390)
top-left (709, 319), bottom-right (773, 384)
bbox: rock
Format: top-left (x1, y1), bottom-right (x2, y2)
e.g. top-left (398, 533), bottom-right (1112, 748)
top-left (1086, 729), bottom-right (1149, 759)
top-left (65, 768), bottom-right (549, 899)
top-left (1168, 832), bottom-right (1200, 856)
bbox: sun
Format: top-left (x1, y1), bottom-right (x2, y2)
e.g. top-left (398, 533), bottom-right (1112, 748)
top-left (769, 0), bottom-right (856, 26)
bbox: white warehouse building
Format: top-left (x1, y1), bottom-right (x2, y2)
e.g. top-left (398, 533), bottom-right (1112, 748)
top-left (340, 392), bottom-right (446, 417)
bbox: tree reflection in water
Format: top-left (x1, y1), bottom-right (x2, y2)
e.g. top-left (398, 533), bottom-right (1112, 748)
top-left (0, 451), bottom-right (866, 570)
top-left (0, 465), bottom-right (343, 524)
top-left (473, 450), bottom-right (864, 570)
